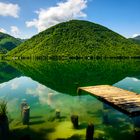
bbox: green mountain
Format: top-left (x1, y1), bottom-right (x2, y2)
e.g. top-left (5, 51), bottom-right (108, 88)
top-left (134, 35), bottom-right (140, 40)
top-left (8, 20), bottom-right (140, 58)
top-left (129, 35), bottom-right (140, 44)
top-left (17, 38), bottom-right (27, 42)
top-left (0, 32), bottom-right (21, 54)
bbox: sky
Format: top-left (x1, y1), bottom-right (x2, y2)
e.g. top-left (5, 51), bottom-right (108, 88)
top-left (0, 0), bottom-right (140, 39)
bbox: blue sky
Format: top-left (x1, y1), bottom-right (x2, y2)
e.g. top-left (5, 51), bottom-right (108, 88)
top-left (0, 0), bottom-right (140, 39)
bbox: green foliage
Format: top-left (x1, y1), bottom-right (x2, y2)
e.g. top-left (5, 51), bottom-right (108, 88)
top-left (129, 38), bottom-right (140, 45)
top-left (0, 32), bottom-right (21, 54)
top-left (133, 35), bottom-right (140, 40)
top-left (8, 20), bottom-right (140, 58)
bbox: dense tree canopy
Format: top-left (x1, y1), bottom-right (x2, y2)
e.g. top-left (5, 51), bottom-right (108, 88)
top-left (129, 36), bottom-right (140, 45)
top-left (8, 20), bottom-right (140, 58)
top-left (0, 32), bottom-right (21, 54)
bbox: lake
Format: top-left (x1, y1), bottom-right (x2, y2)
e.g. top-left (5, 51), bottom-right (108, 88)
top-left (0, 59), bottom-right (140, 140)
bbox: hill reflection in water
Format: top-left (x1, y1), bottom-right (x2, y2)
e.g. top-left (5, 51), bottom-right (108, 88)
top-left (7, 59), bottom-right (140, 95)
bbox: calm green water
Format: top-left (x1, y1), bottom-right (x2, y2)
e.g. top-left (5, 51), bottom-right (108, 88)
top-left (0, 59), bottom-right (140, 140)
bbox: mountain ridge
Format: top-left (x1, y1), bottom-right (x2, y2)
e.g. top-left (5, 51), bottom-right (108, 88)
top-left (133, 35), bottom-right (140, 40)
top-left (0, 32), bottom-right (22, 54)
top-left (7, 20), bottom-right (140, 59)
top-left (129, 35), bottom-right (140, 45)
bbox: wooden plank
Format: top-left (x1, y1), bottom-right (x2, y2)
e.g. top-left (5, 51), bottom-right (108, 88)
top-left (78, 85), bottom-right (140, 117)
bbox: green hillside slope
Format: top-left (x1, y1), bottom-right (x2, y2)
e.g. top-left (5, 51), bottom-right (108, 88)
top-left (8, 20), bottom-right (140, 58)
top-left (0, 32), bottom-right (21, 54)
top-left (129, 35), bottom-right (140, 45)
top-left (134, 35), bottom-right (140, 40)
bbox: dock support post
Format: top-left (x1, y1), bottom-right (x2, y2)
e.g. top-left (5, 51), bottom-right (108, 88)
top-left (71, 115), bottom-right (78, 128)
top-left (55, 109), bottom-right (60, 119)
top-left (22, 106), bottom-right (30, 125)
top-left (77, 88), bottom-right (82, 96)
top-left (21, 99), bottom-right (28, 116)
top-left (86, 122), bottom-right (94, 140)
top-left (0, 115), bottom-right (9, 139)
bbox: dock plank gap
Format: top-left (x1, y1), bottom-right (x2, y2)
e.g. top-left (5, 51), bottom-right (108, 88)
top-left (77, 85), bottom-right (140, 117)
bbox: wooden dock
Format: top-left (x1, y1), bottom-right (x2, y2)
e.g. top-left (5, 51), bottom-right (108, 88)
top-left (78, 85), bottom-right (140, 117)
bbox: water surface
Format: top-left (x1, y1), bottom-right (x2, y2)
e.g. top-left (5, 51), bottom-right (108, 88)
top-left (0, 59), bottom-right (140, 140)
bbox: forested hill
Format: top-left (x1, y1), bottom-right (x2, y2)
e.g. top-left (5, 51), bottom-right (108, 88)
top-left (129, 35), bottom-right (140, 45)
top-left (0, 32), bottom-right (21, 54)
top-left (8, 20), bottom-right (140, 58)
top-left (134, 36), bottom-right (140, 40)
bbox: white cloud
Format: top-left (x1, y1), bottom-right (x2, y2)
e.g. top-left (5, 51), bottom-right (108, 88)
top-left (11, 81), bottom-right (20, 90)
top-left (0, 2), bottom-right (20, 18)
top-left (132, 34), bottom-right (140, 38)
top-left (26, 84), bottom-right (59, 106)
top-left (27, 84), bottom-right (50, 105)
top-left (26, 0), bottom-right (87, 32)
top-left (0, 28), bottom-right (7, 33)
top-left (7, 98), bottom-right (19, 113)
top-left (10, 26), bottom-right (20, 37)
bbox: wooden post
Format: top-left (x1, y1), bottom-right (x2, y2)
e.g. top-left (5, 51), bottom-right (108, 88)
top-left (21, 100), bottom-right (28, 116)
top-left (55, 109), bottom-right (60, 118)
top-left (0, 115), bottom-right (9, 139)
top-left (77, 88), bottom-right (82, 96)
top-left (71, 115), bottom-right (78, 128)
top-left (86, 123), bottom-right (94, 140)
top-left (22, 106), bottom-right (30, 125)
